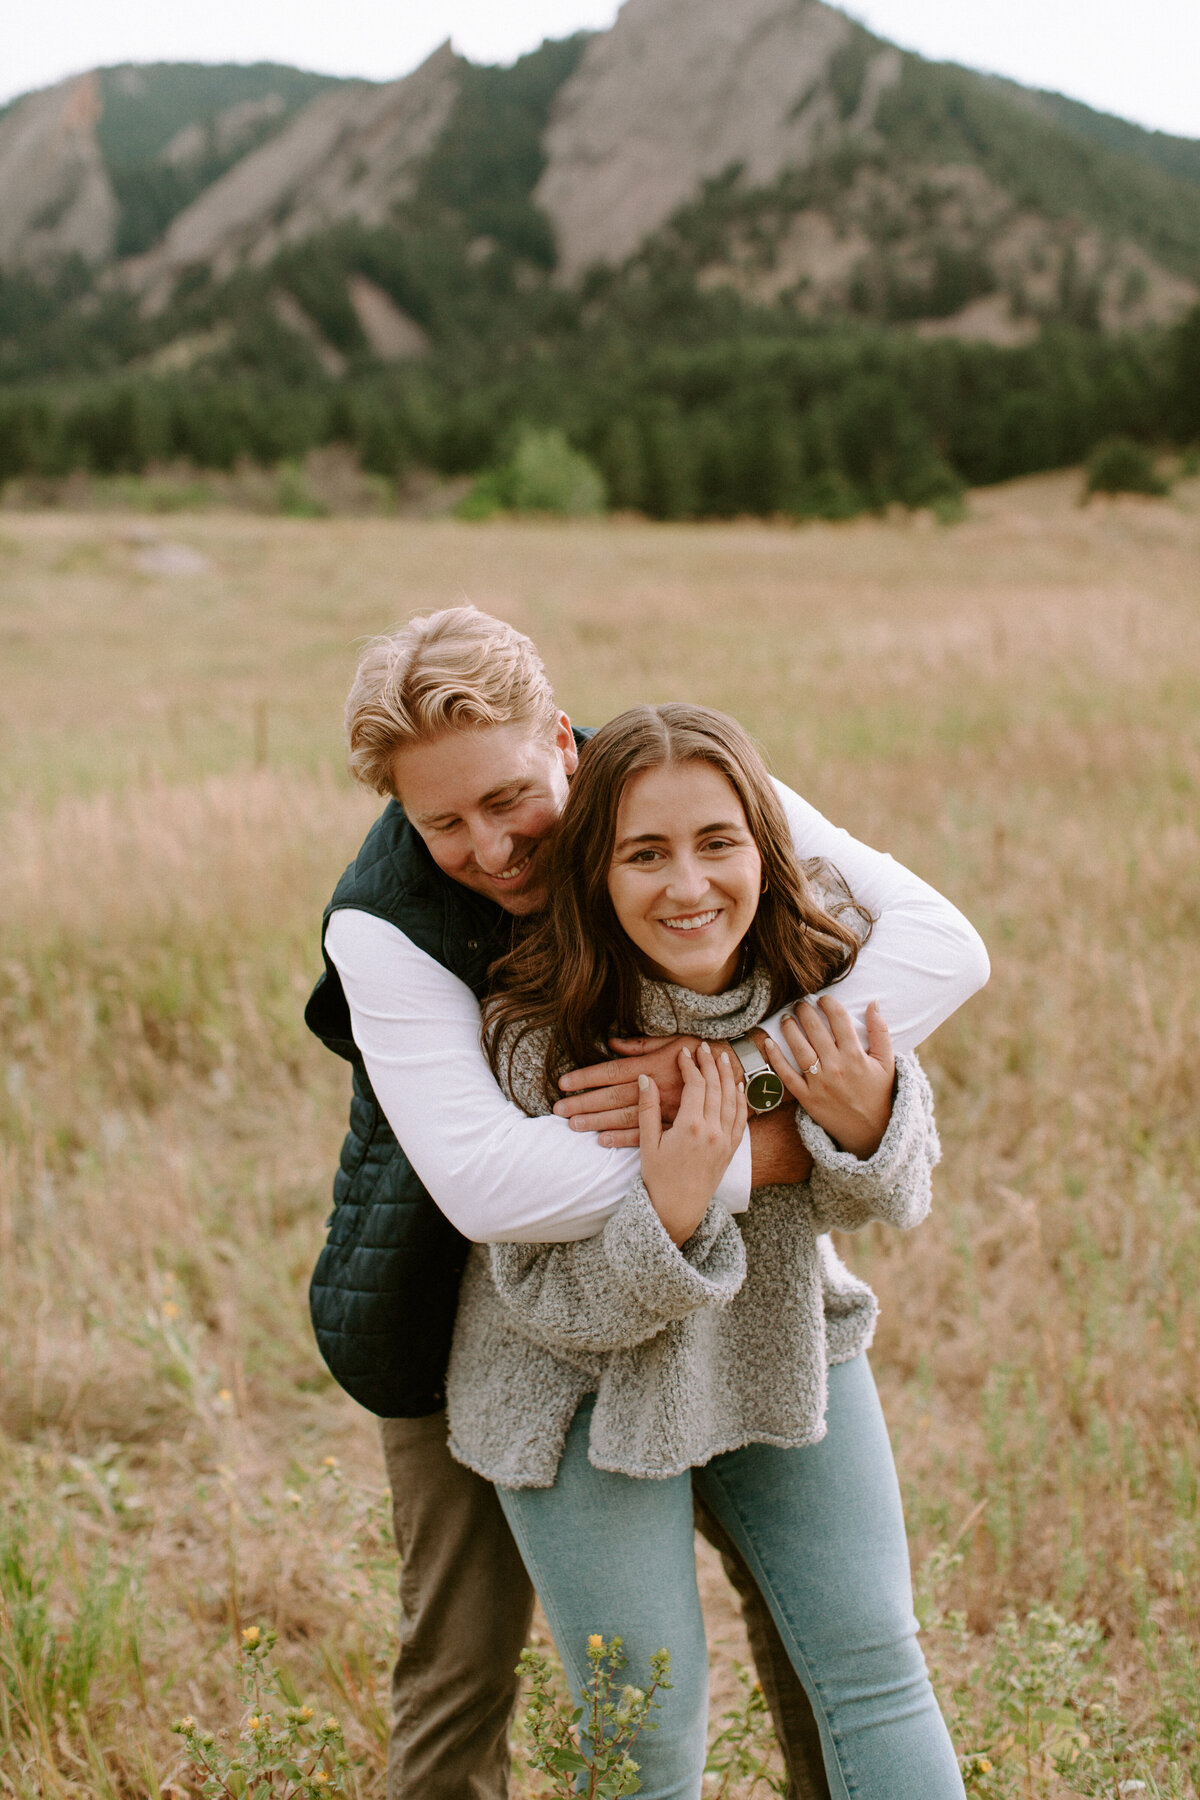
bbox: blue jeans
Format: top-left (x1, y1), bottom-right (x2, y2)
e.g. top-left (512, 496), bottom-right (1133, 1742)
top-left (497, 1355), bottom-right (964, 1800)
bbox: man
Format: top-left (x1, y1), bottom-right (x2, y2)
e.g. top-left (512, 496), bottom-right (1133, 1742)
top-left (305, 606), bottom-right (988, 1800)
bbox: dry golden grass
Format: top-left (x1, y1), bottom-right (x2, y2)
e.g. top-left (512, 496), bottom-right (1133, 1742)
top-left (2, 474), bottom-right (1198, 1796)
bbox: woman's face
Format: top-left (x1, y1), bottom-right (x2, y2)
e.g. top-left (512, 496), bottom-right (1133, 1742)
top-left (606, 761), bottom-right (763, 995)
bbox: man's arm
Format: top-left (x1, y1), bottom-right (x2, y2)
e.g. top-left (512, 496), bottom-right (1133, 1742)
top-left (554, 1032), bottom-right (812, 1180)
top-left (750, 1105), bottom-right (813, 1185)
top-left (323, 908), bottom-right (753, 1245)
top-left (765, 778), bottom-right (990, 1054)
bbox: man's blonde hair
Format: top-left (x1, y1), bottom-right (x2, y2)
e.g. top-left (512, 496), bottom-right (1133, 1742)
top-left (345, 606), bottom-right (559, 795)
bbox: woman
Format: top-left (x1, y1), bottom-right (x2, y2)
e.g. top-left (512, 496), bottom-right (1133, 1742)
top-left (446, 704), bottom-right (967, 1800)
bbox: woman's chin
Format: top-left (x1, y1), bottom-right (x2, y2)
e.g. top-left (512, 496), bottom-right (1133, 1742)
top-left (648, 943), bottom-right (742, 995)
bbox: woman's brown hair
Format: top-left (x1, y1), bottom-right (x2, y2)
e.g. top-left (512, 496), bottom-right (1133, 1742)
top-left (484, 704), bottom-right (872, 1108)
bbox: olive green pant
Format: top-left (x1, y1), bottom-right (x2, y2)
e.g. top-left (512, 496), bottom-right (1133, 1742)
top-left (380, 1414), bottom-right (830, 1800)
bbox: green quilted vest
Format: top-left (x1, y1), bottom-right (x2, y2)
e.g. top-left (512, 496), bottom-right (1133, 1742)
top-left (304, 730), bottom-right (591, 1416)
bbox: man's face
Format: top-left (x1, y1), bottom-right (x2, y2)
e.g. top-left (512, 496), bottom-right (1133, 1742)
top-left (392, 715), bottom-right (579, 915)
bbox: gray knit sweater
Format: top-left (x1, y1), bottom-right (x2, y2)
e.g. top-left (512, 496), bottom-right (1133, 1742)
top-left (446, 967), bottom-right (940, 1488)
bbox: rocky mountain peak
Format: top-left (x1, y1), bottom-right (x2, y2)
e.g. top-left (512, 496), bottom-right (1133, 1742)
top-left (536, 0), bottom-right (900, 279)
top-left (0, 73), bottom-right (119, 270)
top-left (120, 44), bottom-right (462, 312)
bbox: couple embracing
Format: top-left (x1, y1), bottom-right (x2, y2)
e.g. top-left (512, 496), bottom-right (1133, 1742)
top-left (305, 606), bottom-right (989, 1800)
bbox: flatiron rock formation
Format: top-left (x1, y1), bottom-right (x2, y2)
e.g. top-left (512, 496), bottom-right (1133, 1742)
top-left (0, 74), bottom-right (119, 270)
top-left (120, 45), bottom-right (461, 311)
top-left (536, 0), bottom-right (900, 279)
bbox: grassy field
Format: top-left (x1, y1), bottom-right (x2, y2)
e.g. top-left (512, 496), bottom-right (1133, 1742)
top-left (2, 476), bottom-right (1198, 1797)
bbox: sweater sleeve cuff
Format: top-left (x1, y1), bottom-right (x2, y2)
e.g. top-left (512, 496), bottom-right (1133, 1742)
top-left (602, 1179), bottom-right (745, 1317)
top-left (795, 1054), bottom-right (940, 1184)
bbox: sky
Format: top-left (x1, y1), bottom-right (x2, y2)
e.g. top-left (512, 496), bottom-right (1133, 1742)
top-left (3, 0), bottom-right (1199, 140)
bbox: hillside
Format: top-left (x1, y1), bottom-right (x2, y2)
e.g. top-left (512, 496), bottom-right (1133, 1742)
top-left (120, 49), bottom-right (463, 315)
top-left (1, 0), bottom-right (1199, 515)
top-left (0, 63), bottom-right (343, 274)
top-left (536, 0), bottom-right (1200, 339)
top-left (97, 63), bottom-right (345, 257)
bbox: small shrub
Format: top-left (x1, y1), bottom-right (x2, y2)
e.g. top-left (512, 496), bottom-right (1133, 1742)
top-left (515, 1633), bottom-right (671, 1798)
top-left (459, 427), bottom-right (606, 518)
top-left (275, 461), bottom-right (327, 517)
top-left (1084, 437), bottom-right (1169, 498)
top-left (171, 1626), bottom-right (350, 1797)
top-left (704, 1664), bottom-right (787, 1796)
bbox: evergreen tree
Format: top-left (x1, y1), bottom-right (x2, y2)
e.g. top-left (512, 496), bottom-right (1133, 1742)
top-left (1171, 304), bottom-right (1200, 441)
top-left (643, 409), bottom-right (698, 520)
top-left (599, 415), bottom-right (647, 511)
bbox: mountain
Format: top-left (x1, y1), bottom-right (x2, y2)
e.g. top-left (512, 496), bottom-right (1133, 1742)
top-left (0, 63), bottom-right (343, 274)
top-left (536, 0), bottom-right (897, 279)
top-left (0, 75), bottom-right (118, 271)
top-left (533, 0), bottom-right (1200, 338)
top-left (3, 0), bottom-right (1200, 346)
top-left (1, 0), bottom-right (1198, 517)
top-left (96, 63), bottom-right (345, 256)
top-left (120, 48), bottom-right (461, 314)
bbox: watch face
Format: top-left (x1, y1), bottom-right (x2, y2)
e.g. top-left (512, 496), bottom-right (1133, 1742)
top-left (745, 1068), bottom-right (785, 1113)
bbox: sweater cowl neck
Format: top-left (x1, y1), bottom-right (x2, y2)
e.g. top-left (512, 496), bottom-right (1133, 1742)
top-left (637, 964), bottom-right (772, 1041)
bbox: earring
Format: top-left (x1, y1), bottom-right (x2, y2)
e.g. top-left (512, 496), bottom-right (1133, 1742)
top-left (760, 876), bottom-right (769, 894)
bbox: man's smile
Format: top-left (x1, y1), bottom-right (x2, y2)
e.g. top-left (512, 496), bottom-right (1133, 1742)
top-left (483, 851), bottom-right (535, 885)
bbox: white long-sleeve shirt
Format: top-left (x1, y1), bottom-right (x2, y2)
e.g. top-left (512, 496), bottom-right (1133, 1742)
top-left (324, 780), bottom-right (989, 1245)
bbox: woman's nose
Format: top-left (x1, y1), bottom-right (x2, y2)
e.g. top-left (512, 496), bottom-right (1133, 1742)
top-left (665, 856), bottom-right (708, 902)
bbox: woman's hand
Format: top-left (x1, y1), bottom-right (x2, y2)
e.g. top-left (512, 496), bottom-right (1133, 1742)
top-left (760, 998), bottom-right (895, 1159)
top-left (639, 1041), bottom-right (747, 1246)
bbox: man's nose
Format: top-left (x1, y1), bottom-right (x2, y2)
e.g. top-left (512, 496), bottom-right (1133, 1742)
top-left (471, 818), bottom-right (516, 873)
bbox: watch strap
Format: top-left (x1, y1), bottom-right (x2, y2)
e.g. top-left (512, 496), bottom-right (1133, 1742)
top-left (730, 1033), bottom-right (769, 1079)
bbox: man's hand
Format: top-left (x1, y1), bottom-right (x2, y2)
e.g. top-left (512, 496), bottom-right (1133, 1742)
top-left (556, 1034), bottom-right (814, 1183)
top-left (555, 1035), bottom-right (705, 1146)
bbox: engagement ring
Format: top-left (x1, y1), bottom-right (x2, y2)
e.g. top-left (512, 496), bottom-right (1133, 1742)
top-left (805, 1060), bottom-right (821, 1076)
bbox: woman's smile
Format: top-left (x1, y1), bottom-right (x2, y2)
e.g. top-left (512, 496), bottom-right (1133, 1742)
top-left (608, 762), bottom-right (763, 995)
top-left (658, 907), bottom-right (722, 933)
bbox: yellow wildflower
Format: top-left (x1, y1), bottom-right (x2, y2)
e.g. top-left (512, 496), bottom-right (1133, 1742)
top-left (163, 1300), bottom-right (180, 1319)
top-left (241, 1626), bottom-right (261, 1645)
top-left (588, 1634), bottom-right (604, 1650)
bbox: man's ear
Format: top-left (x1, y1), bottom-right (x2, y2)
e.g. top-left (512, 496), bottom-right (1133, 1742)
top-left (555, 711), bottom-right (579, 776)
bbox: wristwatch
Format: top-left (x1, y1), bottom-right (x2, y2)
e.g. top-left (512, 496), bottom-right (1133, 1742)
top-left (729, 1034), bottom-right (786, 1114)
